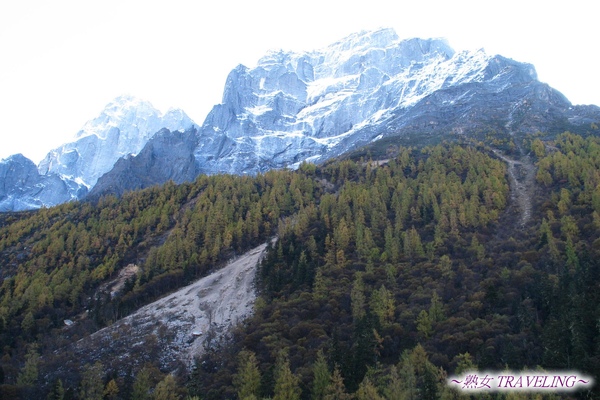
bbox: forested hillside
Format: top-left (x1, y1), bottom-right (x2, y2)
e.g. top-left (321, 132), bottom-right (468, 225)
top-left (0, 168), bottom-right (320, 398)
top-left (0, 133), bottom-right (599, 399)
top-left (190, 133), bottom-right (600, 399)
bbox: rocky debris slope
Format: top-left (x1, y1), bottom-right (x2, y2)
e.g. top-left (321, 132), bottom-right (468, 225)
top-left (492, 150), bottom-right (537, 226)
top-left (61, 242), bottom-right (269, 374)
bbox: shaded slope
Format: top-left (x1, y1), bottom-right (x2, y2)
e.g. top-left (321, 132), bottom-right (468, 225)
top-left (88, 127), bottom-right (200, 199)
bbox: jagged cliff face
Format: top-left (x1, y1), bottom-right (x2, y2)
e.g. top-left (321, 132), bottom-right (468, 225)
top-left (88, 128), bottom-right (201, 199)
top-left (194, 30), bottom-right (458, 172)
top-left (191, 28), bottom-right (584, 173)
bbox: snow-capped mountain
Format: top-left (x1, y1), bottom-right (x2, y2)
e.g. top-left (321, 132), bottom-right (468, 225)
top-left (0, 96), bottom-right (195, 211)
top-left (1, 28), bottom-right (599, 211)
top-left (38, 95), bottom-right (195, 189)
top-left (190, 27), bottom-right (586, 174)
top-left (0, 154), bottom-right (86, 212)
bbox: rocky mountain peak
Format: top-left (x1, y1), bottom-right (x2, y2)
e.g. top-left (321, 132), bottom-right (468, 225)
top-left (38, 96), bottom-right (196, 190)
top-left (1, 28), bottom-right (598, 211)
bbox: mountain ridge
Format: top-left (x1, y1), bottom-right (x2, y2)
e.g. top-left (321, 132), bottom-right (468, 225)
top-left (1, 28), bottom-right (599, 210)
top-left (0, 96), bottom-right (196, 211)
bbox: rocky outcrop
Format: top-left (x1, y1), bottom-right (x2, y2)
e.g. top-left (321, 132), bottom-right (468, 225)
top-left (88, 128), bottom-right (200, 199)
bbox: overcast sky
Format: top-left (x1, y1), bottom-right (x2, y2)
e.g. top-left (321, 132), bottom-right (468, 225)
top-left (1, 0), bottom-right (598, 162)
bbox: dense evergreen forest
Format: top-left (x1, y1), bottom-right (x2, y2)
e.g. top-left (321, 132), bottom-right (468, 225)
top-left (0, 132), bottom-right (599, 399)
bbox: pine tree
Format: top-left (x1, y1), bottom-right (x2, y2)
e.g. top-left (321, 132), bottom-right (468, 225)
top-left (334, 218), bottom-right (351, 253)
top-left (416, 310), bottom-right (433, 339)
top-left (103, 379), bottom-right (119, 400)
top-left (234, 350), bottom-right (261, 400)
top-left (592, 184), bottom-right (600, 213)
top-left (384, 365), bottom-right (402, 400)
top-left (273, 353), bottom-right (301, 400)
top-left (324, 366), bottom-right (352, 400)
top-left (370, 284), bottom-right (395, 326)
top-left (356, 375), bottom-right (383, 400)
top-left (398, 358), bottom-right (417, 400)
top-left (428, 291), bottom-right (445, 323)
top-left (453, 352), bottom-right (476, 375)
top-left (311, 350), bottom-right (331, 400)
top-left (350, 272), bottom-right (366, 322)
top-left (313, 267), bottom-right (328, 301)
top-left (153, 374), bottom-right (184, 400)
top-left (540, 218), bottom-right (560, 261)
top-left (47, 379), bottom-right (65, 400)
top-left (17, 344), bottom-right (39, 387)
top-left (132, 366), bottom-right (152, 400)
top-left (408, 345), bottom-right (440, 400)
top-left (531, 138), bottom-right (546, 158)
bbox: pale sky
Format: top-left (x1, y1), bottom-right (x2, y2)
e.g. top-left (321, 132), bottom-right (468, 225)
top-left (1, 0), bottom-right (598, 163)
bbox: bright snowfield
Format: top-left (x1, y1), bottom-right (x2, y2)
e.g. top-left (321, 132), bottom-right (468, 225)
top-left (70, 242), bottom-right (270, 372)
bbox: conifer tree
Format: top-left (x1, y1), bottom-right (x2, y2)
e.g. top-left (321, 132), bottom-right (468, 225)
top-left (312, 350), bottom-right (331, 400)
top-left (313, 267), bottom-right (328, 301)
top-left (416, 310), bottom-right (433, 339)
top-left (428, 291), bottom-right (445, 323)
top-left (16, 344), bottom-right (39, 387)
top-left (79, 362), bottom-right (104, 400)
top-left (47, 379), bottom-right (65, 400)
top-left (398, 358), bottom-right (417, 400)
top-left (132, 366), bottom-right (152, 400)
top-left (356, 375), bottom-right (383, 400)
top-left (370, 284), bottom-right (395, 326)
top-left (153, 374), bottom-right (184, 400)
top-left (234, 350), bottom-right (261, 400)
top-left (453, 352), bottom-right (476, 375)
top-left (350, 272), bottom-right (366, 322)
top-left (384, 366), bottom-right (402, 400)
top-left (273, 353), bottom-right (301, 400)
top-left (324, 366), bottom-right (352, 400)
top-left (103, 379), bottom-right (119, 400)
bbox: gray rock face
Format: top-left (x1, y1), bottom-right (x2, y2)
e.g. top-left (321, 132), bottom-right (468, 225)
top-left (0, 154), bottom-right (87, 211)
top-left (88, 128), bottom-right (200, 199)
top-left (191, 27), bottom-right (593, 174)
